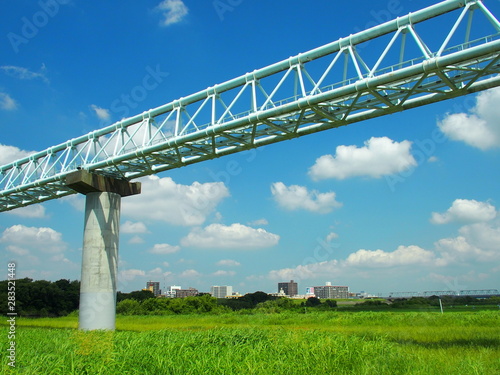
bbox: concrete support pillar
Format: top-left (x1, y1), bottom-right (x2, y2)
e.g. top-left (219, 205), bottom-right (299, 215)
top-left (79, 191), bottom-right (121, 330)
top-left (66, 170), bottom-right (141, 331)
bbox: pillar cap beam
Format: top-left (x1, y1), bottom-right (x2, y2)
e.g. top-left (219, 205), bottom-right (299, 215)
top-left (65, 169), bottom-right (141, 197)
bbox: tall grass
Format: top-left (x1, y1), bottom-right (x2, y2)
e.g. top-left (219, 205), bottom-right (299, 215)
top-left (2, 311), bottom-right (499, 374)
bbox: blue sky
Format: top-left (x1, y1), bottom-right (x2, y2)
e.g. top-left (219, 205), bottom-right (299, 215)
top-left (1, 0), bottom-right (500, 296)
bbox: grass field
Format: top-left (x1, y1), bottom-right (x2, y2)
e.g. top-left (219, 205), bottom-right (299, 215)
top-left (1, 310), bottom-right (499, 374)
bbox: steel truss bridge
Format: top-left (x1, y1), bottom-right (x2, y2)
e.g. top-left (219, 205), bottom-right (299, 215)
top-left (2, 0), bottom-right (500, 211)
top-left (387, 289), bottom-right (500, 298)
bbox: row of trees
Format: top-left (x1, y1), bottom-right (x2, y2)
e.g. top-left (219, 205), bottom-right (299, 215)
top-left (117, 292), bottom-right (338, 315)
top-left (2, 278), bottom-right (498, 317)
top-left (354, 295), bottom-right (500, 310)
top-left (0, 278), bottom-right (80, 317)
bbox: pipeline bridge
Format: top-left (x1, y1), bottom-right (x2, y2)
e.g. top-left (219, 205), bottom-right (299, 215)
top-left (1, 0), bottom-right (500, 330)
top-left (386, 289), bottom-right (500, 299)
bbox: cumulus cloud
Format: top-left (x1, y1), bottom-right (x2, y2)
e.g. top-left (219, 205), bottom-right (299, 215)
top-left (438, 87), bottom-right (500, 149)
top-left (248, 218), bottom-right (269, 226)
top-left (308, 136), bottom-right (417, 180)
top-left (216, 259), bottom-right (241, 267)
top-left (345, 245), bottom-right (436, 268)
top-left (265, 245), bottom-right (437, 284)
top-left (179, 269), bottom-right (201, 278)
top-left (0, 93), bottom-right (17, 111)
top-left (326, 232), bottom-right (339, 242)
top-left (0, 224), bottom-right (78, 279)
top-left (156, 0), bottom-right (188, 26)
top-left (212, 270), bottom-right (236, 277)
top-left (431, 199), bottom-right (497, 224)
top-left (121, 221), bottom-right (149, 234)
top-left (435, 221), bottom-right (500, 264)
top-left (261, 218), bottom-right (500, 286)
top-left (90, 104), bottom-right (111, 121)
top-left (271, 182), bottom-right (342, 214)
top-left (149, 243), bottom-right (180, 254)
top-left (181, 223), bottom-right (280, 249)
top-left (122, 176), bottom-right (229, 226)
top-left (128, 235), bottom-right (145, 244)
top-left (118, 269), bottom-right (145, 282)
top-left (268, 260), bottom-right (340, 281)
top-left (0, 144), bottom-right (35, 165)
top-left (6, 205), bottom-right (46, 218)
top-left (1, 225), bottom-right (67, 254)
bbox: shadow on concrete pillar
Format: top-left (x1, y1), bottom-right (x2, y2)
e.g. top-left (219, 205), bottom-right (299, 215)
top-left (66, 170), bottom-right (141, 331)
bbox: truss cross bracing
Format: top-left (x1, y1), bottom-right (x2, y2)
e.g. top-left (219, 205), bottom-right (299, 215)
top-left (2, 0), bottom-right (500, 211)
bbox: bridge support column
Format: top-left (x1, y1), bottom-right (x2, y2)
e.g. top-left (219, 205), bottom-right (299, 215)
top-left (66, 170), bottom-right (141, 331)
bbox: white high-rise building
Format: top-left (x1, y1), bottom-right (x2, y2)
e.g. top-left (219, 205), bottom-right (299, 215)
top-left (210, 285), bottom-right (233, 298)
top-left (165, 285), bottom-right (181, 298)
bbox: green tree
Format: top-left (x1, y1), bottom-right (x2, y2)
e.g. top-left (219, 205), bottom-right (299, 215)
top-left (116, 299), bottom-right (142, 315)
top-left (305, 297), bottom-right (321, 307)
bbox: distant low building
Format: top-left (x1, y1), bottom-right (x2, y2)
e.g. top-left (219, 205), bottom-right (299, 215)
top-left (271, 288), bottom-right (287, 297)
top-left (144, 281), bottom-right (161, 297)
top-left (278, 280), bottom-right (298, 297)
top-left (165, 285), bottom-right (181, 298)
top-left (312, 282), bottom-right (349, 299)
top-left (210, 285), bottom-right (233, 298)
top-left (175, 287), bottom-right (199, 298)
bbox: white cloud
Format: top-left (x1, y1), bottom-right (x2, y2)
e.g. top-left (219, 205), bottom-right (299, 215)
top-left (1, 225), bottom-right (67, 254)
top-left (265, 245), bottom-right (436, 285)
top-left (438, 87), bottom-right (500, 149)
top-left (271, 182), bottom-right (341, 214)
top-left (90, 104), bottom-right (111, 121)
top-left (179, 269), bottom-right (201, 278)
top-left (122, 176), bottom-right (229, 226)
top-left (212, 270), bottom-right (236, 277)
top-left (0, 224), bottom-right (78, 280)
top-left (435, 221), bottom-right (500, 264)
top-left (431, 199), bottom-right (497, 224)
top-left (248, 218), bottom-right (269, 226)
top-left (260, 218), bottom-right (500, 288)
top-left (60, 194), bottom-right (85, 212)
top-left (345, 245), bottom-right (436, 268)
top-left (121, 220), bottom-right (148, 234)
top-left (268, 260), bottom-right (340, 281)
top-left (0, 93), bottom-right (17, 111)
top-left (216, 259), bottom-right (241, 267)
top-left (118, 269), bottom-right (145, 282)
top-left (156, 0), bottom-right (188, 26)
top-left (181, 223), bottom-right (280, 249)
top-left (0, 144), bottom-right (35, 165)
top-left (128, 235), bottom-right (145, 244)
top-left (6, 205), bottom-right (46, 218)
top-left (326, 232), bottom-right (339, 242)
top-left (308, 136), bottom-right (417, 180)
top-left (0, 65), bottom-right (49, 83)
top-left (149, 243), bottom-right (180, 254)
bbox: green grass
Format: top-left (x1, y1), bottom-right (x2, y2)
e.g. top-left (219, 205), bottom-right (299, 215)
top-left (1, 311), bottom-right (499, 374)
